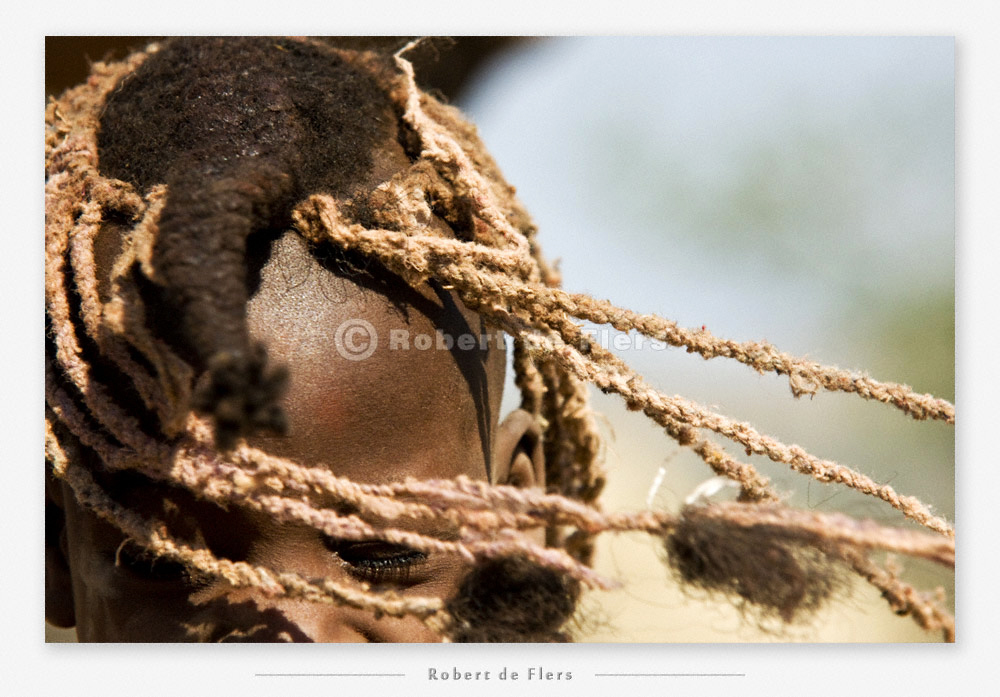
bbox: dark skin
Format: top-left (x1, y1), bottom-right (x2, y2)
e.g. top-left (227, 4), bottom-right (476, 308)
top-left (45, 38), bottom-right (546, 641)
top-left (45, 228), bottom-right (545, 642)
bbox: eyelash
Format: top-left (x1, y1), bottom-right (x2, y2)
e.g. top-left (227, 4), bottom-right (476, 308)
top-left (115, 540), bottom-right (209, 588)
top-left (324, 539), bottom-right (428, 586)
top-left (117, 537), bottom-right (427, 587)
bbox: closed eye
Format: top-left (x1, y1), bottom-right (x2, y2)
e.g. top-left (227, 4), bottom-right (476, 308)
top-left (323, 538), bottom-right (428, 586)
top-left (114, 539), bottom-right (209, 589)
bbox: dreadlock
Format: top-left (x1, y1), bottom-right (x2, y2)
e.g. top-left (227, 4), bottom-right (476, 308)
top-left (45, 36), bottom-right (955, 642)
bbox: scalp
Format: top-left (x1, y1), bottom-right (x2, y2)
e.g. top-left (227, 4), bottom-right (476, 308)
top-left (98, 36), bottom-right (396, 196)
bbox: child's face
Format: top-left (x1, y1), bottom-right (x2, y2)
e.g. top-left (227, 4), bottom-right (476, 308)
top-left (46, 229), bottom-right (544, 642)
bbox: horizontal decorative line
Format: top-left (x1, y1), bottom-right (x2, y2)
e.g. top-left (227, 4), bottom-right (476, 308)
top-left (594, 673), bottom-right (745, 677)
top-left (255, 673), bottom-right (406, 677)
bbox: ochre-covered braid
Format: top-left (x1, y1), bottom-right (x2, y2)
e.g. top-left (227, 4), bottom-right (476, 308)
top-left (45, 37), bottom-right (955, 641)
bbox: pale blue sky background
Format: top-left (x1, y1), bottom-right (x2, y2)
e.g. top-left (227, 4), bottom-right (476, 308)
top-left (462, 37), bottom-right (952, 368)
top-left (458, 37), bottom-right (954, 641)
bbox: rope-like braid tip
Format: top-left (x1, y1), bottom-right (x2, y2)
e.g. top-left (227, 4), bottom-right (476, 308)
top-left (192, 343), bottom-right (289, 450)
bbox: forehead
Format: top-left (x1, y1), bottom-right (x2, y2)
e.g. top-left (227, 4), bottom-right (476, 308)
top-left (246, 232), bottom-right (506, 484)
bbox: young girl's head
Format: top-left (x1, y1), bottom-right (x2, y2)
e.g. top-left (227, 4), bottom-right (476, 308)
top-left (46, 36), bottom-right (592, 642)
top-left (45, 36), bottom-right (954, 643)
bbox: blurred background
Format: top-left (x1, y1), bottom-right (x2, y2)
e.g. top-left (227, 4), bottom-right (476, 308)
top-left (465, 37), bottom-right (954, 642)
top-left (46, 36), bottom-right (954, 642)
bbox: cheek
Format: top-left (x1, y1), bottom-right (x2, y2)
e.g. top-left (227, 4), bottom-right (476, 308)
top-left (180, 533), bottom-right (467, 642)
top-left (61, 505), bottom-right (199, 641)
top-left (66, 500), bottom-right (467, 642)
top-left (65, 543), bottom-right (192, 641)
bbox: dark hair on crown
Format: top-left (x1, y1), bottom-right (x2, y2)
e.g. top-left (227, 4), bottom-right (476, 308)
top-left (96, 37), bottom-right (402, 448)
top-left (45, 36), bottom-right (955, 643)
